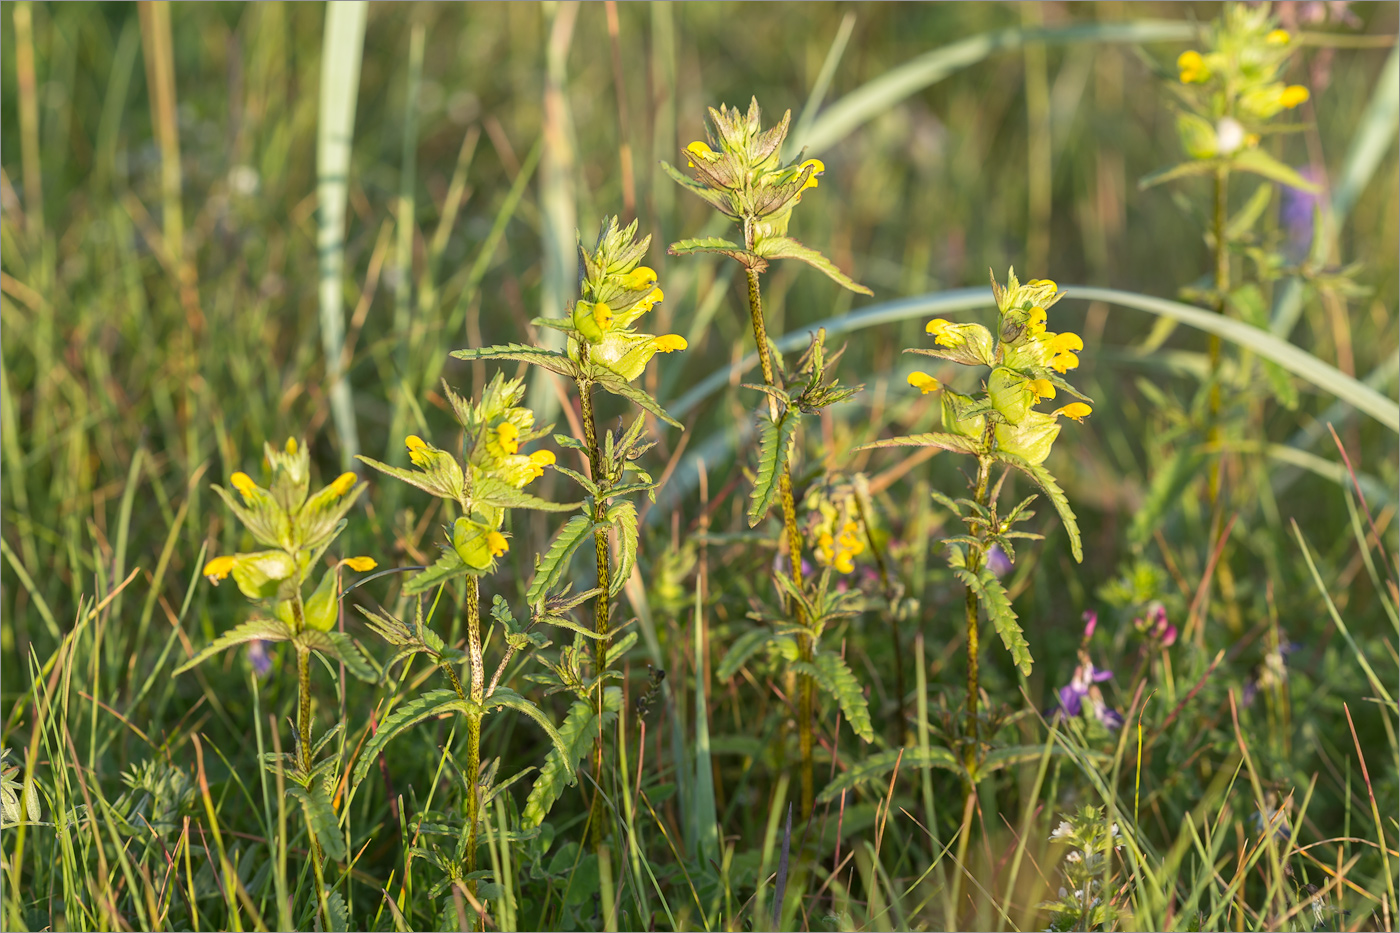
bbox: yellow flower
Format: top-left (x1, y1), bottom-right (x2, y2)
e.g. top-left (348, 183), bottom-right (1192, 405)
top-left (686, 140), bottom-right (717, 166)
top-left (230, 471), bottom-right (258, 499)
top-left (654, 334), bottom-right (687, 352)
top-left (526, 449), bottom-right (555, 482)
top-left (496, 422), bottom-right (520, 455)
top-left (204, 555), bottom-right (235, 583)
top-left (1028, 378), bottom-right (1056, 401)
top-left (285, 437), bottom-right (298, 454)
top-left (1052, 402), bottom-right (1092, 422)
top-left (344, 556), bottom-right (377, 572)
top-left (1027, 279), bottom-right (1057, 292)
top-left (1266, 29), bottom-right (1291, 45)
top-left (592, 301), bottom-right (614, 331)
top-left (1027, 306), bottom-right (1048, 335)
top-left (633, 287), bottom-right (664, 315)
top-left (405, 435), bottom-right (427, 451)
top-left (1050, 351), bottom-right (1080, 374)
top-left (1045, 332), bottom-right (1084, 354)
top-left (907, 371), bottom-right (941, 394)
top-left (798, 158), bottom-right (825, 192)
top-left (623, 266), bottom-right (658, 290)
top-left (328, 472), bottom-right (357, 497)
top-left (406, 434), bottom-right (431, 466)
top-left (486, 531), bottom-right (509, 557)
top-left (1178, 49), bottom-right (1207, 83)
top-left (925, 318), bottom-right (956, 347)
top-left (1279, 85), bottom-right (1309, 108)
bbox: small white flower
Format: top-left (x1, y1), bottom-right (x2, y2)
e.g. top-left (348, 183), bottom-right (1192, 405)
top-left (1216, 117), bottom-right (1247, 155)
top-left (1051, 820), bottom-right (1073, 839)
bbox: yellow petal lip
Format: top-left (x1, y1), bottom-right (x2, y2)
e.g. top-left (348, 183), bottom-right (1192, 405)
top-left (798, 158), bottom-right (826, 191)
top-left (344, 556), bottom-right (377, 572)
top-left (654, 334), bottom-right (687, 352)
top-left (593, 301), bottom-right (614, 330)
top-left (1047, 332), bottom-right (1084, 353)
top-left (405, 435), bottom-right (427, 451)
top-left (686, 141), bottom-right (717, 159)
top-left (907, 371), bottom-right (941, 395)
top-left (496, 422), bottom-right (520, 455)
top-left (624, 266), bottom-right (658, 290)
top-left (1028, 378), bottom-right (1056, 401)
top-left (1052, 402), bottom-right (1092, 422)
top-left (329, 472), bottom-right (357, 496)
top-left (230, 471), bottom-right (258, 498)
top-left (925, 318), bottom-right (952, 335)
top-left (1280, 85), bottom-right (1309, 108)
top-left (1050, 351), bottom-right (1080, 374)
top-left (486, 531), bottom-right (509, 557)
top-left (204, 555), bottom-right (235, 582)
top-left (529, 449), bottom-right (556, 466)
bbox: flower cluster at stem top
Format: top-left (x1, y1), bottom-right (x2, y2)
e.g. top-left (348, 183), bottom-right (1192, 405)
top-left (203, 437), bottom-right (374, 632)
top-left (905, 270), bottom-right (1092, 465)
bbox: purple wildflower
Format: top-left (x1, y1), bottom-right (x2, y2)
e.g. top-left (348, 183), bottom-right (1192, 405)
top-left (985, 544), bottom-right (1012, 578)
top-left (1281, 167), bottom-right (1323, 262)
top-left (1056, 652), bottom-right (1123, 730)
top-left (247, 640), bottom-right (273, 678)
top-left (1137, 602), bottom-right (1177, 647)
top-left (1081, 609), bottom-right (1097, 641)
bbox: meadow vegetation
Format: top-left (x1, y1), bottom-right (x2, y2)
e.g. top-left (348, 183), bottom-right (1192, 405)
top-left (1, 2), bottom-right (1397, 930)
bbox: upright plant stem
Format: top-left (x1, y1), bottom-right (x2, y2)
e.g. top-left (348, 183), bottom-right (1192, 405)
top-left (464, 575), bottom-right (484, 896)
top-left (964, 455), bottom-right (992, 775)
top-left (296, 645), bottom-right (313, 773)
top-left (742, 262), bottom-right (814, 816)
top-left (1207, 163), bottom-right (1230, 505)
top-left (579, 376), bottom-right (619, 931)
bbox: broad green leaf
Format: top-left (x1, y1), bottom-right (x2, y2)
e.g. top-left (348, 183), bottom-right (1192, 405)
top-left (715, 627), bottom-right (777, 682)
top-left (287, 781), bottom-right (347, 862)
top-left (666, 235), bottom-right (763, 269)
top-left (484, 688), bottom-right (572, 770)
top-left (994, 452), bottom-right (1083, 563)
top-left (473, 475), bottom-right (579, 513)
top-left (175, 618), bottom-right (293, 675)
top-left (856, 432), bottom-right (981, 456)
top-left (793, 652), bottom-right (874, 743)
top-left (751, 235), bottom-right (872, 296)
top-left (747, 409), bottom-right (799, 527)
top-left (974, 568), bottom-right (1033, 676)
top-left (592, 375), bottom-right (683, 429)
top-left (404, 547), bottom-right (468, 596)
top-left (527, 515), bottom-right (595, 605)
top-left (351, 689), bottom-right (463, 789)
top-left (1231, 148), bottom-right (1322, 192)
top-left (607, 500), bottom-right (638, 597)
top-left (816, 746), bottom-right (960, 803)
top-left (522, 688), bottom-right (621, 828)
top-left (450, 344), bottom-right (579, 378)
top-left (325, 890), bottom-right (349, 933)
top-left (357, 452), bottom-right (463, 503)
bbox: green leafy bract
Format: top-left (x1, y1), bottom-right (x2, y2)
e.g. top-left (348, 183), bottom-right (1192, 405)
top-left (994, 452), bottom-right (1083, 563)
top-left (752, 235), bottom-right (872, 296)
top-left (527, 516), bottom-right (596, 605)
top-left (747, 408), bottom-right (800, 527)
top-left (287, 780), bottom-right (347, 862)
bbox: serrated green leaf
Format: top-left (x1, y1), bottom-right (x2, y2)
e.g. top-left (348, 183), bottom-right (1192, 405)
top-left (603, 630), bottom-right (638, 668)
top-left (593, 375), bottom-right (683, 429)
top-left (404, 547), bottom-right (469, 596)
top-left (747, 410), bottom-right (799, 527)
top-left (994, 452), bottom-right (1083, 563)
top-left (325, 890), bottom-right (349, 932)
top-left (298, 631), bottom-right (379, 682)
top-left (287, 781), bottom-right (346, 862)
top-left (522, 688), bottom-right (621, 828)
top-left (527, 515), bottom-right (595, 605)
top-left (603, 500), bottom-right (639, 597)
top-left (856, 432), bottom-right (981, 456)
top-left (351, 689), bottom-right (463, 789)
top-left (483, 688), bottom-right (571, 771)
top-left (751, 235), bottom-right (873, 296)
top-left (816, 746), bottom-right (960, 803)
top-left (357, 452), bottom-right (463, 503)
top-left (666, 235), bottom-right (764, 268)
top-left (175, 618), bottom-right (293, 675)
top-left (450, 344), bottom-right (579, 378)
top-left (1231, 148), bottom-right (1321, 192)
top-left (716, 627), bottom-right (778, 682)
top-left (794, 652), bottom-right (873, 743)
top-left (473, 475), bottom-right (580, 513)
top-left (973, 568), bottom-right (1032, 677)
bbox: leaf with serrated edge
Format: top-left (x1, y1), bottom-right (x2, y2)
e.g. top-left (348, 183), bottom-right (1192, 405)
top-left (175, 618), bottom-right (293, 674)
top-left (816, 747), bottom-right (960, 803)
top-left (974, 568), bottom-right (1032, 676)
top-left (522, 687), bottom-right (621, 828)
top-left (287, 781), bottom-right (347, 862)
top-left (607, 500), bottom-right (639, 596)
top-left (994, 452), bottom-right (1083, 563)
top-left (856, 432), bottom-right (981, 455)
top-left (593, 376), bottom-right (683, 429)
top-left (351, 689), bottom-right (463, 789)
top-left (527, 515), bottom-right (595, 605)
top-left (483, 688), bottom-right (571, 770)
top-left (748, 410), bottom-right (799, 527)
top-left (404, 547), bottom-right (469, 596)
top-left (751, 235), bottom-right (873, 296)
top-left (716, 627), bottom-right (778, 682)
top-left (667, 236), bottom-right (765, 269)
top-left (798, 652), bottom-right (874, 743)
top-left (450, 344), bottom-right (579, 378)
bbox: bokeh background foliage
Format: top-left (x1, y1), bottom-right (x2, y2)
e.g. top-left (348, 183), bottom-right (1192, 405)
top-left (1, 1), bottom-right (1397, 931)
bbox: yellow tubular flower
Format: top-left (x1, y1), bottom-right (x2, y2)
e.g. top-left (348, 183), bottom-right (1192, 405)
top-left (1027, 306), bottom-right (1048, 335)
top-left (1279, 85), bottom-right (1310, 108)
top-left (593, 301), bottom-right (614, 331)
top-left (530, 449), bottom-right (556, 467)
top-left (632, 288), bottom-right (664, 315)
top-left (654, 334), bottom-right (687, 352)
top-left (1266, 29), bottom-right (1291, 45)
top-left (344, 556), bottom-right (377, 572)
top-left (907, 371), bottom-right (941, 395)
top-left (1177, 49), bottom-right (1207, 83)
top-left (1050, 351), bottom-right (1080, 374)
top-left (1052, 402), bottom-right (1092, 422)
top-left (496, 422), bottom-right (520, 455)
top-left (1046, 332), bottom-right (1084, 354)
top-left (1028, 279), bottom-right (1058, 292)
top-left (204, 555), bottom-right (235, 583)
top-left (285, 438), bottom-right (298, 454)
top-left (230, 471), bottom-right (258, 499)
top-left (925, 318), bottom-right (956, 347)
top-left (406, 435), bottom-right (427, 451)
top-left (486, 531), bottom-right (509, 557)
top-left (623, 266), bottom-right (658, 290)
top-left (686, 141), bottom-right (717, 166)
top-left (798, 158), bottom-right (825, 192)
top-left (328, 472), bottom-right (357, 497)
top-left (1028, 378), bottom-right (1056, 402)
